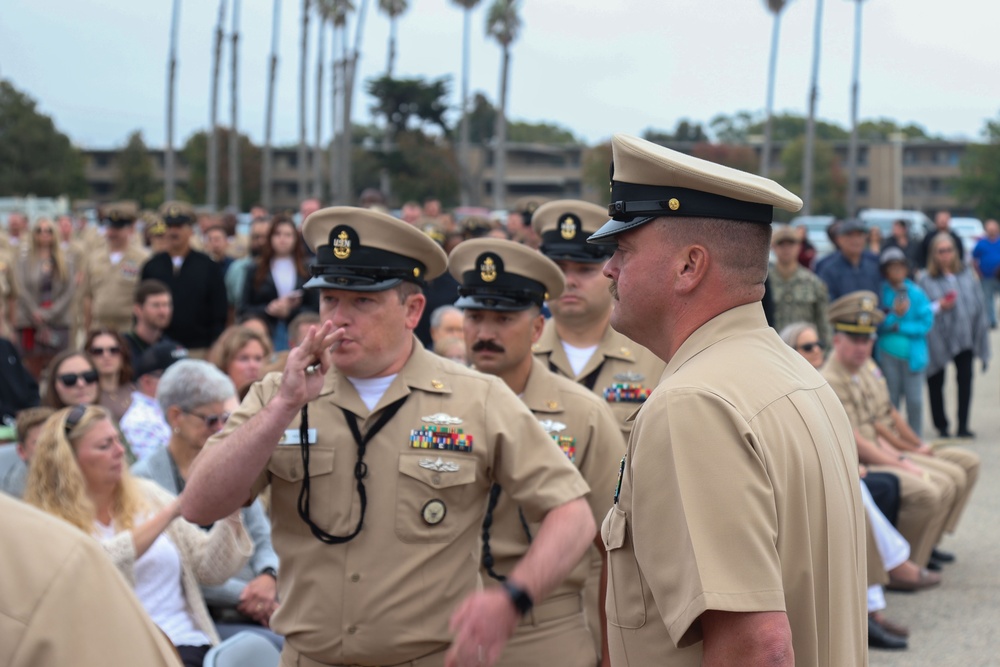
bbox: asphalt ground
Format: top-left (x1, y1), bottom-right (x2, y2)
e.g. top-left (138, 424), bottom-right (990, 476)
top-left (869, 326), bottom-right (1000, 667)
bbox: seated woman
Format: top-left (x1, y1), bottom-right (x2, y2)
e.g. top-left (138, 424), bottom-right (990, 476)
top-left (131, 359), bottom-right (282, 648)
top-left (24, 404), bottom-right (252, 667)
top-left (42, 350), bottom-right (101, 410)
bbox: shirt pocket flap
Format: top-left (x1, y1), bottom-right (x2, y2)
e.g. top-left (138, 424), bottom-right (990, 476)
top-left (398, 452), bottom-right (476, 489)
top-left (268, 448), bottom-right (335, 483)
top-left (604, 507), bottom-right (628, 550)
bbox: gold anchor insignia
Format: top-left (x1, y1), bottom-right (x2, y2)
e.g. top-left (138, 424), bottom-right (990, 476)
top-left (559, 215), bottom-right (577, 240)
top-left (168, 206), bottom-right (180, 217)
top-left (481, 257), bottom-right (498, 283)
top-left (861, 296), bottom-right (875, 311)
top-left (859, 312), bottom-right (872, 326)
top-left (431, 379), bottom-right (444, 389)
top-left (668, 198), bottom-right (680, 211)
top-left (333, 230), bottom-right (351, 259)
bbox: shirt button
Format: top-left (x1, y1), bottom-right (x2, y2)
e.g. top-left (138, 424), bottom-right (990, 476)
top-left (350, 573), bottom-right (360, 582)
top-left (348, 625), bottom-right (358, 634)
top-left (431, 473), bottom-right (442, 484)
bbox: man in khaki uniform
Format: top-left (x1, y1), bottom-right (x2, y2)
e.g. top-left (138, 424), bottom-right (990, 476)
top-left (588, 134), bottom-right (867, 666)
top-left (0, 247), bottom-right (17, 340)
top-left (449, 238), bottom-right (624, 666)
top-left (82, 201), bottom-right (150, 334)
top-left (182, 207), bottom-right (596, 667)
top-left (821, 291), bottom-right (975, 568)
top-left (0, 492), bottom-right (181, 667)
top-left (531, 200), bottom-right (664, 437)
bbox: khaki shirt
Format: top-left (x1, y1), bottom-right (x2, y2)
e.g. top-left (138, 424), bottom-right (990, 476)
top-left (821, 355), bottom-right (881, 443)
top-left (533, 319), bottom-right (665, 438)
top-left (602, 304), bottom-right (866, 666)
top-left (483, 357), bottom-right (624, 596)
top-left (0, 493), bottom-right (181, 667)
top-left (218, 342), bottom-right (589, 666)
top-left (0, 250), bottom-right (17, 338)
top-left (82, 243), bottom-right (150, 332)
top-left (769, 264), bottom-right (833, 345)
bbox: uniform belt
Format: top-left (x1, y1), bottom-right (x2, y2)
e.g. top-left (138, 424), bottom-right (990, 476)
top-left (518, 594), bottom-right (584, 627)
top-left (283, 646), bottom-right (446, 667)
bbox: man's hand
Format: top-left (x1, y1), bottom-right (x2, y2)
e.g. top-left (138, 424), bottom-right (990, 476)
top-left (915, 442), bottom-right (934, 456)
top-left (237, 574), bottom-right (279, 626)
top-left (897, 457), bottom-right (924, 477)
top-left (277, 321), bottom-right (343, 410)
top-left (445, 587), bottom-right (520, 667)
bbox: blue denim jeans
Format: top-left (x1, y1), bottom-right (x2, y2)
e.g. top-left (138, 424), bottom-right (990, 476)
top-left (879, 352), bottom-right (925, 437)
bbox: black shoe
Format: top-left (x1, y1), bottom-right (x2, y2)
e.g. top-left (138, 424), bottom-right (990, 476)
top-left (868, 616), bottom-right (908, 650)
top-left (936, 429), bottom-right (950, 439)
top-left (956, 430), bottom-right (975, 439)
top-left (931, 548), bottom-right (956, 563)
top-left (927, 559), bottom-right (943, 572)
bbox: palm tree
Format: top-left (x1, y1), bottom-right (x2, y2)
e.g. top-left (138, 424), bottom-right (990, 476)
top-left (379, 0), bottom-right (408, 78)
top-left (802, 0), bottom-right (824, 215)
top-left (228, 0), bottom-right (242, 210)
top-left (261, 0), bottom-right (283, 211)
top-left (328, 0), bottom-right (354, 202)
top-left (451, 0), bottom-right (482, 206)
top-left (314, 0), bottom-right (334, 201)
top-left (486, 0), bottom-right (521, 211)
top-left (339, 0), bottom-right (368, 205)
top-left (209, 0), bottom-right (228, 210)
top-left (165, 0), bottom-right (182, 201)
top-left (298, 0), bottom-right (312, 205)
top-left (846, 0), bottom-right (868, 216)
top-left (761, 0), bottom-right (791, 178)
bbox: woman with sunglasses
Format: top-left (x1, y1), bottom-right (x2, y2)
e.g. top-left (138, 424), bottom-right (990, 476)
top-left (917, 233), bottom-right (991, 438)
top-left (86, 329), bottom-right (135, 423)
top-left (42, 350), bottom-right (101, 410)
top-left (778, 322), bottom-right (826, 369)
top-left (24, 404), bottom-right (251, 667)
top-left (132, 359), bottom-right (283, 648)
top-left (14, 218), bottom-right (78, 378)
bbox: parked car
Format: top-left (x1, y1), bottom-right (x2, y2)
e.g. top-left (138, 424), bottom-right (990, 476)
top-left (949, 217), bottom-right (985, 258)
top-left (858, 209), bottom-right (933, 243)
top-left (790, 214), bottom-right (836, 258)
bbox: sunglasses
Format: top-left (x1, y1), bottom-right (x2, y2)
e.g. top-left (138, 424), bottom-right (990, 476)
top-left (797, 341), bottom-right (824, 353)
top-left (64, 404), bottom-right (87, 435)
top-left (90, 346), bottom-right (121, 356)
top-left (58, 370), bottom-right (99, 386)
top-left (182, 409), bottom-right (231, 429)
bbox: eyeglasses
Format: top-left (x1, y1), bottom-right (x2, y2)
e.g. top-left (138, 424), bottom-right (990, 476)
top-left (182, 409), bottom-right (231, 429)
top-left (57, 370), bottom-right (99, 386)
top-left (797, 341), bottom-right (824, 353)
top-left (64, 404), bottom-right (87, 436)
top-left (89, 346), bottom-right (121, 356)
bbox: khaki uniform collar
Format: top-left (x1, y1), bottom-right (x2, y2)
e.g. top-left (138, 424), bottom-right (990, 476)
top-left (664, 302), bottom-right (768, 378)
top-left (520, 357), bottom-right (566, 415)
top-left (534, 318), bottom-right (643, 378)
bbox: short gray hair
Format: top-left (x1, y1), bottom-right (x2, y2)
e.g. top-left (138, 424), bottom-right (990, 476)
top-left (157, 359), bottom-right (236, 413)
top-left (778, 321), bottom-right (817, 349)
top-left (430, 305), bottom-right (462, 329)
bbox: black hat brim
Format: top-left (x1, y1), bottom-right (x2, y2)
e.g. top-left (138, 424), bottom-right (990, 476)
top-left (587, 216), bottom-right (656, 245)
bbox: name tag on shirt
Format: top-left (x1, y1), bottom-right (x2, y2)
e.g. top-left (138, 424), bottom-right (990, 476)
top-left (279, 428), bottom-right (317, 445)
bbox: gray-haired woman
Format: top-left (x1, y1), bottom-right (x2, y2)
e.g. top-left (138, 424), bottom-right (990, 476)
top-left (131, 359), bottom-right (283, 649)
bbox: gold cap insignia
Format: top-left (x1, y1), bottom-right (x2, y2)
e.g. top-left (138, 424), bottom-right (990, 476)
top-left (480, 256), bottom-right (498, 283)
top-left (668, 198), bottom-right (680, 211)
top-left (859, 312), bottom-right (872, 327)
top-left (559, 214), bottom-right (578, 240)
top-left (333, 230), bottom-right (351, 260)
top-left (861, 296), bottom-right (875, 312)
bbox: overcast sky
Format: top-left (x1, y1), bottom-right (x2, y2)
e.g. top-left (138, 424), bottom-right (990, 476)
top-left (2, 0), bottom-right (997, 150)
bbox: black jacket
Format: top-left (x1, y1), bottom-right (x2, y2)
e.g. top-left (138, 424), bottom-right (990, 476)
top-left (0, 339), bottom-right (39, 424)
top-left (140, 250), bottom-right (228, 349)
top-left (239, 260), bottom-right (319, 334)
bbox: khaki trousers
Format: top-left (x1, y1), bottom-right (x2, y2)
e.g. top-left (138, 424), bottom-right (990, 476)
top-left (867, 463), bottom-right (954, 567)
top-left (924, 447), bottom-right (980, 533)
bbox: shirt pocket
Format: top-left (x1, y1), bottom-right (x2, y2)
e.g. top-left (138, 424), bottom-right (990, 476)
top-left (395, 451), bottom-right (478, 544)
top-left (268, 448), bottom-right (335, 526)
top-left (602, 507), bottom-right (647, 629)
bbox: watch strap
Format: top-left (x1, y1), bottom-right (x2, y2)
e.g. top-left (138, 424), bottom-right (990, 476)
top-left (501, 580), bottom-right (533, 616)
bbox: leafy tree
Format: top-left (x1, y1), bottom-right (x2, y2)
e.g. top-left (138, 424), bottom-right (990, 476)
top-left (0, 79), bottom-right (86, 197)
top-left (464, 92), bottom-right (497, 144)
top-left (115, 131), bottom-right (159, 207)
top-left (690, 143), bottom-right (758, 173)
top-left (954, 113), bottom-right (1000, 219)
top-left (643, 119), bottom-right (707, 144)
top-left (778, 136), bottom-right (846, 220)
top-left (709, 110), bottom-right (848, 143)
top-left (582, 140), bottom-right (612, 202)
top-left (508, 120), bottom-right (576, 144)
top-left (856, 118), bottom-right (934, 142)
top-left (182, 128), bottom-right (262, 211)
top-left (366, 75), bottom-right (451, 135)
top-left (356, 130), bottom-right (459, 206)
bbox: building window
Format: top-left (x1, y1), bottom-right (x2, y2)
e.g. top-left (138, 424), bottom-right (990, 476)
top-left (856, 178), bottom-right (869, 195)
top-left (857, 147), bottom-right (868, 166)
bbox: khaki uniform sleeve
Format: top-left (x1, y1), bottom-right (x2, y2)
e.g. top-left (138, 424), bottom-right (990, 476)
top-left (577, 400), bottom-right (626, 523)
top-left (485, 379), bottom-right (590, 522)
top-left (630, 389), bottom-right (786, 648)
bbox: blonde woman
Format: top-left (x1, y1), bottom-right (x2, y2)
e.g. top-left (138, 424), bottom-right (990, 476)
top-left (14, 218), bottom-right (77, 378)
top-left (208, 325), bottom-right (273, 394)
top-left (25, 405), bottom-right (251, 666)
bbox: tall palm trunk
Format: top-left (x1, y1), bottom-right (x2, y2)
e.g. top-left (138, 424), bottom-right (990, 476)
top-left (209, 0), bottom-right (227, 210)
top-left (802, 0), bottom-right (824, 215)
top-left (339, 0), bottom-right (370, 206)
top-left (313, 14), bottom-right (327, 201)
top-left (761, 1), bottom-right (786, 178)
top-left (458, 7), bottom-right (473, 205)
top-left (262, 0), bottom-right (282, 211)
top-left (229, 0), bottom-right (242, 210)
top-left (328, 19), bottom-right (341, 202)
top-left (847, 0), bottom-right (865, 217)
top-left (165, 0), bottom-right (181, 201)
top-left (298, 0), bottom-right (312, 205)
top-left (493, 43), bottom-right (509, 211)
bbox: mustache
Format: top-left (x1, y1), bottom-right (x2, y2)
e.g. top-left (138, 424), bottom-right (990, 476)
top-left (471, 340), bottom-right (505, 353)
top-left (608, 282), bottom-right (619, 300)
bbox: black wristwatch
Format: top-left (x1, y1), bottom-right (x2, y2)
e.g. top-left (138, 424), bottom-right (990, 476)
top-left (501, 580), bottom-right (533, 616)
top-left (259, 567), bottom-right (278, 580)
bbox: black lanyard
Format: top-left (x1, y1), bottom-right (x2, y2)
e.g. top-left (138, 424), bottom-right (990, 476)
top-left (549, 358), bottom-right (605, 391)
top-left (481, 483), bottom-right (533, 582)
top-left (296, 395), bottom-right (408, 544)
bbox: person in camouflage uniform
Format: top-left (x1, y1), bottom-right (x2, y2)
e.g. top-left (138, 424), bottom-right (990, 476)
top-left (769, 225), bottom-right (832, 347)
